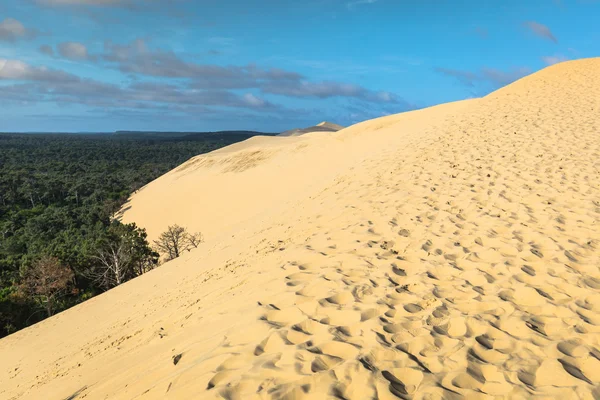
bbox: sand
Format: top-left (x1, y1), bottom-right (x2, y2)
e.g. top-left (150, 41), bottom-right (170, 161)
top-left (1, 58), bottom-right (600, 400)
top-left (278, 121), bottom-right (344, 137)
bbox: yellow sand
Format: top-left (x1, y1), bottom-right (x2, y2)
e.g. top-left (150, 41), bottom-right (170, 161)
top-left (2, 58), bottom-right (600, 400)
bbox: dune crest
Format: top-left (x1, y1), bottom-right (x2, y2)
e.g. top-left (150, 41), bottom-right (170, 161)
top-left (316, 121), bottom-right (345, 130)
top-left (1, 58), bottom-right (600, 400)
top-left (278, 121), bottom-right (344, 137)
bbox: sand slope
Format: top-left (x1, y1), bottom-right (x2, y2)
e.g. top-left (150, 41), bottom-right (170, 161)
top-left (1, 58), bottom-right (600, 400)
top-left (278, 121), bottom-right (344, 137)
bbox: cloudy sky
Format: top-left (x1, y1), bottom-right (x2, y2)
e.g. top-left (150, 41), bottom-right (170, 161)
top-left (0, 0), bottom-right (598, 132)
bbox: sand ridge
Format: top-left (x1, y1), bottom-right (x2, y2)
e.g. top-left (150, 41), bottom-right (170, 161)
top-left (1, 58), bottom-right (599, 399)
top-left (278, 121), bottom-right (344, 137)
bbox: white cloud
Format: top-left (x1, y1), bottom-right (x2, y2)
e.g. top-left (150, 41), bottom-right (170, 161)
top-left (0, 58), bottom-right (77, 81)
top-left (0, 18), bottom-right (37, 42)
top-left (39, 44), bottom-right (55, 56)
top-left (262, 80), bottom-right (398, 103)
top-left (243, 93), bottom-right (268, 108)
top-left (58, 42), bottom-right (95, 60)
top-left (96, 39), bottom-right (398, 103)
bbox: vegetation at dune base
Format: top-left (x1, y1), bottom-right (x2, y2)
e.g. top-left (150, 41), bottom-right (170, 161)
top-left (0, 132), bottom-right (260, 338)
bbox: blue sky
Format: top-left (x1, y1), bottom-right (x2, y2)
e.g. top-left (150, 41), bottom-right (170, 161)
top-left (0, 0), bottom-right (598, 132)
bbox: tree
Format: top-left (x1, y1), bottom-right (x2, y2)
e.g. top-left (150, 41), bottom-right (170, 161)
top-left (187, 231), bottom-right (204, 249)
top-left (90, 241), bottom-right (132, 289)
top-left (0, 132), bottom-right (238, 338)
top-left (154, 225), bottom-right (186, 260)
top-left (86, 223), bottom-right (158, 290)
top-left (20, 256), bottom-right (74, 317)
top-left (154, 225), bottom-right (203, 261)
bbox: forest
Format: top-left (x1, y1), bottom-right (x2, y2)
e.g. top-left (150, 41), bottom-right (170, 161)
top-left (0, 131), bottom-right (267, 337)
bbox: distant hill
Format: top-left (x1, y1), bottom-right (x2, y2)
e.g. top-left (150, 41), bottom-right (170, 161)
top-left (278, 121), bottom-right (344, 137)
top-left (113, 130), bottom-right (277, 141)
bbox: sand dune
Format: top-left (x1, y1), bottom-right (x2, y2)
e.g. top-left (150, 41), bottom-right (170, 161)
top-left (1, 58), bottom-right (600, 400)
top-left (278, 121), bottom-right (344, 137)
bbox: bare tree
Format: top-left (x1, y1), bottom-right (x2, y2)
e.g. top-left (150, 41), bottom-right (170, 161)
top-left (154, 225), bottom-right (186, 260)
top-left (86, 223), bottom-right (158, 290)
top-left (20, 256), bottom-right (74, 317)
top-left (89, 242), bottom-right (132, 290)
top-left (187, 231), bottom-right (204, 249)
top-left (154, 225), bottom-right (203, 261)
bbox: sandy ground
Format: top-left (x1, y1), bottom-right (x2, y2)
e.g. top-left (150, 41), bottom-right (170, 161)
top-left (1, 58), bottom-right (599, 399)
